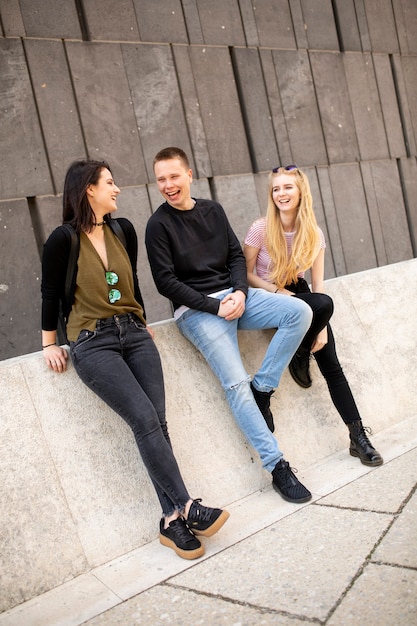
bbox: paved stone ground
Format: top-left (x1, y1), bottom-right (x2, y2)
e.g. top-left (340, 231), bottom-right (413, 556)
top-left (1, 416), bottom-right (416, 626)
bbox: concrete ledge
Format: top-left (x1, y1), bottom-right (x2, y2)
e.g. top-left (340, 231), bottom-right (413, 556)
top-left (1, 259), bottom-right (416, 612)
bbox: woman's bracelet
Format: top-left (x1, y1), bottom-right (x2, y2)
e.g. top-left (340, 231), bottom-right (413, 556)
top-left (42, 343), bottom-right (56, 349)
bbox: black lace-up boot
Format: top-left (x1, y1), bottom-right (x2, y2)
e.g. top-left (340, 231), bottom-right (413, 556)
top-left (288, 346), bottom-right (312, 388)
top-left (348, 420), bottom-right (383, 466)
top-left (250, 382), bottom-right (275, 432)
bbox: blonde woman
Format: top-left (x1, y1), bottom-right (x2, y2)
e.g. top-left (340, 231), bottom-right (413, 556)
top-left (243, 166), bottom-right (383, 467)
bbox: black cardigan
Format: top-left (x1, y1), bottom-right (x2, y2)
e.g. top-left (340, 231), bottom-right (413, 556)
top-left (41, 218), bottom-right (146, 333)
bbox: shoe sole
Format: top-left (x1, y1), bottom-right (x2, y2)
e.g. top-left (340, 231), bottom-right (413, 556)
top-left (159, 534), bottom-right (205, 559)
top-left (272, 481), bottom-right (312, 503)
top-left (350, 449), bottom-right (384, 466)
top-left (191, 509), bottom-right (230, 537)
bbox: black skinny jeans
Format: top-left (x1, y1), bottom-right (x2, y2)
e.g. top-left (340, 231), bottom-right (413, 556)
top-left (70, 313), bottom-right (191, 516)
top-left (287, 279), bottom-right (361, 425)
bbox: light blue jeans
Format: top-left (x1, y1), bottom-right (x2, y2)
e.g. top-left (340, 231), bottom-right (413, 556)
top-left (176, 288), bottom-right (312, 472)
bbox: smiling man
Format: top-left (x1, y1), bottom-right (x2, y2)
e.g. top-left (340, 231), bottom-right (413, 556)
top-left (145, 146), bottom-right (314, 504)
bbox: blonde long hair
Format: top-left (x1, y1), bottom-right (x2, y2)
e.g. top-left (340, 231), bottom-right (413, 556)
top-left (266, 167), bottom-right (320, 290)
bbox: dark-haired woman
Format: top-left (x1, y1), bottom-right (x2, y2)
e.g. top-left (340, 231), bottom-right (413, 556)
top-left (41, 160), bottom-right (228, 560)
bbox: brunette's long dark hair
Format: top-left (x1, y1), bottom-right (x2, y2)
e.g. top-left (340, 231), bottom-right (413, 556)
top-left (62, 159), bottom-right (112, 233)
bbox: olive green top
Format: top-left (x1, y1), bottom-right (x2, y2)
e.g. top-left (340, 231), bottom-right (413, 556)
top-left (66, 227), bottom-right (146, 342)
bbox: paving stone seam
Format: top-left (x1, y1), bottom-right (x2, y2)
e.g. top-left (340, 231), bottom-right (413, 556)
top-left (162, 581), bottom-right (321, 624)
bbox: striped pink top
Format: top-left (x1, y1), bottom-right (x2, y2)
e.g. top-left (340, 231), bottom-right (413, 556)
top-left (244, 217), bottom-right (325, 282)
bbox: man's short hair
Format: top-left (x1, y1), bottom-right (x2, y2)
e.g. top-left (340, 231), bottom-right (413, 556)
top-left (153, 147), bottom-right (190, 169)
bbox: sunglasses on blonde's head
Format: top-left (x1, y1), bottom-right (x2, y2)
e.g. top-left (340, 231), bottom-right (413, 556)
top-left (272, 164), bottom-right (298, 173)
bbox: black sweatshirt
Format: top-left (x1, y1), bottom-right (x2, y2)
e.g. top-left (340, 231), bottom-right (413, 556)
top-left (145, 199), bottom-right (248, 314)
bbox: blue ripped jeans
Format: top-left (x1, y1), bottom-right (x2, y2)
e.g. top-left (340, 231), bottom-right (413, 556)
top-left (70, 313), bottom-right (190, 517)
top-left (177, 288), bottom-right (312, 472)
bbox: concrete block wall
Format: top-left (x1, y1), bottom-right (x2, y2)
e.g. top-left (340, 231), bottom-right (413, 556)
top-left (1, 259), bottom-right (416, 613)
top-left (0, 0), bottom-right (416, 360)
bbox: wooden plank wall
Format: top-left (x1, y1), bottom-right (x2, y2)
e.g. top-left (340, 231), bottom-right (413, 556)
top-left (0, 0), bottom-right (416, 359)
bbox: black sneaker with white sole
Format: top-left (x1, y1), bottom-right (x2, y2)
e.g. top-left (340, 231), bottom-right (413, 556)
top-left (272, 459), bottom-right (312, 503)
top-left (159, 517), bottom-right (205, 560)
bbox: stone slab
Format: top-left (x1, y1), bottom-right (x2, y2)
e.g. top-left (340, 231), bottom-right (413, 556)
top-left (372, 487), bottom-right (417, 568)
top-left (170, 505), bottom-right (391, 622)
top-left (18, 0), bottom-right (81, 39)
top-left (391, 55), bottom-right (417, 155)
top-left (84, 584), bottom-right (305, 625)
top-left (344, 52), bottom-right (389, 161)
top-left (65, 42), bottom-right (147, 187)
top-left (232, 47), bottom-right (278, 172)
top-left (251, 0), bottom-right (296, 49)
top-left (363, 0), bottom-right (399, 53)
top-left (328, 163), bottom-right (378, 273)
top-left (0, 362), bottom-right (87, 613)
top-left (121, 43), bottom-right (192, 181)
top-left (310, 51), bottom-right (359, 164)
top-left (362, 159), bottom-right (413, 264)
top-left (210, 173), bottom-right (261, 244)
top-left (0, 574), bottom-right (119, 626)
top-left (172, 45), bottom-right (212, 179)
top-left (196, 0), bottom-right (246, 46)
top-left (316, 166), bottom-right (347, 276)
top-left (333, 0), bottom-right (362, 51)
top-left (373, 53), bottom-right (407, 158)
top-left (393, 0), bottom-right (417, 55)
top-left (300, 0), bottom-right (340, 50)
top-left (82, 0), bottom-right (140, 41)
top-left (259, 49), bottom-right (292, 167)
top-left (271, 50), bottom-right (328, 167)
top-left (0, 39), bottom-right (52, 200)
top-left (318, 447), bottom-right (417, 513)
top-left (24, 39), bottom-right (86, 193)
top-left (133, 0), bottom-right (188, 43)
top-left (401, 55), bottom-right (417, 151)
top-left (0, 0), bottom-right (25, 36)
top-left (0, 199), bottom-right (42, 359)
top-left (399, 157), bottom-right (417, 251)
top-left (181, 0), bottom-right (204, 44)
top-left (328, 562), bottom-right (417, 625)
top-left (189, 46), bottom-right (251, 176)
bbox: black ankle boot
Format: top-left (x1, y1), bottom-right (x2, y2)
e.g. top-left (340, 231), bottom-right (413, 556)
top-left (289, 347), bottom-right (312, 388)
top-left (250, 382), bottom-right (275, 432)
top-left (347, 420), bottom-right (383, 466)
